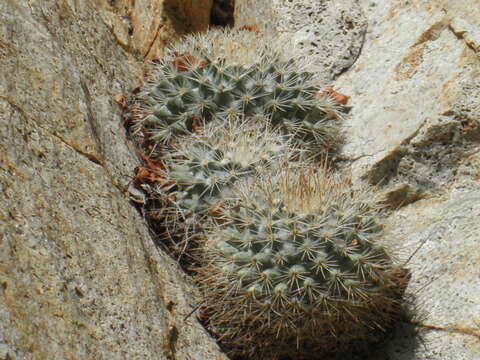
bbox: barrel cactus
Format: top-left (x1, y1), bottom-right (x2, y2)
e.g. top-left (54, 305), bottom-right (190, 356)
top-left (197, 168), bottom-right (408, 359)
top-left (131, 28), bottom-right (344, 155)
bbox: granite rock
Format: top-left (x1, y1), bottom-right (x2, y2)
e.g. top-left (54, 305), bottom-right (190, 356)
top-left (99, 0), bottom-right (213, 61)
top-left (335, 0), bottom-right (480, 192)
top-left (337, 1), bottom-right (480, 358)
top-left (380, 190), bottom-right (480, 360)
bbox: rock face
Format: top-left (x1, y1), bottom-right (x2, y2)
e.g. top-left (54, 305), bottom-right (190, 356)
top-left (235, 0), bottom-right (368, 83)
top-left (336, 0), bottom-right (480, 195)
top-left (0, 0), bottom-right (226, 359)
top-left (381, 190), bottom-right (480, 360)
top-left (99, 0), bottom-right (213, 61)
top-left (1, 0), bottom-right (479, 359)
top-left (236, 0), bottom-right (480, 359)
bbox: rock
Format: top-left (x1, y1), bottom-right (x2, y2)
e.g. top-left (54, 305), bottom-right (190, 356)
top-left (381, 183), bottom-right (422, 209)
top-left (99, 0), bottom-right (213, 61)
top-left (234, 0), bottom-right (368, 83)
top-left (382, 190), bottom-right (480, 360)
top-left (0, 0), bottom-right (226, 359)
top-left (234, 0), bottom-right (276, 32)
top-left (334, 0), bottom-right (480, 193)
top-left (333, 0), bottom-right (480, 358)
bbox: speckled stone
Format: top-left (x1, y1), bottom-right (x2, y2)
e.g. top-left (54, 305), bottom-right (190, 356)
top-left (0, 0), bottom-right (225, 359)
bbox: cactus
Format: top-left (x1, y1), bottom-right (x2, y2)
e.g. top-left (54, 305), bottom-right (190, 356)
top-left (168, 27), bottom-right (308, 74)
top-left (159, 117), bottom-right (297, 239)
top-left (197, 167), bottom-right (407, 359)
top-left (132, 28), bottom-right (344, 155)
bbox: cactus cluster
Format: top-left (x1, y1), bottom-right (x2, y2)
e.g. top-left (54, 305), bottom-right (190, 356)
top-left (129, 28), bottom-right (407, 360)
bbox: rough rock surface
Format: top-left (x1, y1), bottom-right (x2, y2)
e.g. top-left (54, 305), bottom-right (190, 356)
top-left (0, 0), bottom-right (225, 359)
top-left (336, 0), bottom-right (480, 195)
top-left (235, 0), bottom-right (368, 83)
top-left (335, 6), bottom-right (480, 357)
top-left (99, 0), bottom-right (213, 61)
top-left (236, 0), bottom-right (480, 359)
top-left (381, 190), bottom-right (480, 360)
top-left (2, 0), bottom-right (479, 359)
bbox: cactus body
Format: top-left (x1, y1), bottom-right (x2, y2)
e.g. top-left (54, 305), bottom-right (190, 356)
top-left (162, 119), bottom-right (295, 233)
top-left (133, 30), bottom-right (343, 154)
top-left (198, 168), bottom-right (407, 359)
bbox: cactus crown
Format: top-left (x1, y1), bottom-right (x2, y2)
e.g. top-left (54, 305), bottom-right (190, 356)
top-left (167, 27), bottom-right (305, 68)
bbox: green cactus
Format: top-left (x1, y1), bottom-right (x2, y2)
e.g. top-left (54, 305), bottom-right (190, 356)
top-left (132, 29), bottom-right (344, 155)
top-left (161, 118), bottom-right (296, 237)
top-left (197, 168), bottom-right (407, 359)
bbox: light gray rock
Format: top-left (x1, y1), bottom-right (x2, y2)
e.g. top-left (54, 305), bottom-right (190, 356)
top-left (234, 0), bottom-right (368, 83)
top-left (381, 190), bottom-right (480, 360)
top-left (332, 0), bottom-right (480, 359)
top-left (0, 0), bottom-right (226, 359)
top-left (335, 0), bottom-right (480, 194)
